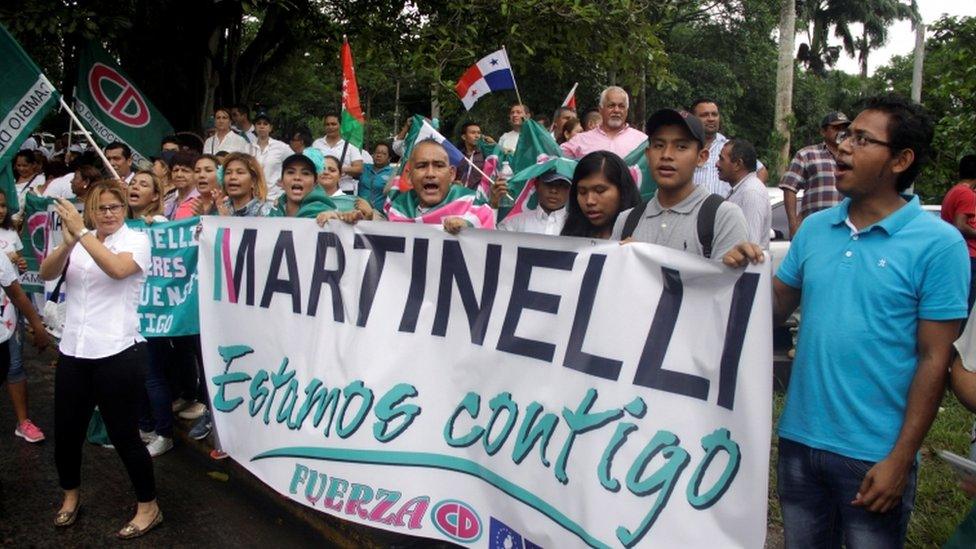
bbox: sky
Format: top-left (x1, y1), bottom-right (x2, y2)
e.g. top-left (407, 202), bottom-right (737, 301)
top-left (830, 0), bottom-right (976, 76)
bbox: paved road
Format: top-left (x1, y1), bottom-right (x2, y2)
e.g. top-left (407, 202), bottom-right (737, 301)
top-left (0, 345), bottom-right (325, 547)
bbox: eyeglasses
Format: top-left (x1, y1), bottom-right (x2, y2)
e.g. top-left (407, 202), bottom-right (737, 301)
top-left (96, 204), bottom-right (125, 215)
top-left (835, 130), bottom-right (893, 149)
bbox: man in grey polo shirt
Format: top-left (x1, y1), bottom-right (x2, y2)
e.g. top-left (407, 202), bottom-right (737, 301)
top-left (612, 108), bottom-right (747, 259)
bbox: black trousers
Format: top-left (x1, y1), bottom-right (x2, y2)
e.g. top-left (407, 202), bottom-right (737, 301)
top-left (0, 339), bottom-right (9, 385)
top-left (55, 342), bottom-right (156, 502)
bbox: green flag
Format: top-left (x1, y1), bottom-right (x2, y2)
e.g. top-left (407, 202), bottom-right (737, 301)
top-left (74, 40), bottom-right (173, 163)
top-left (0, 23), bottom-right (60, 211)
top-left (511, 119), bottom-right (563, 173)
top-left (623, 140), bottom-right (657, 200)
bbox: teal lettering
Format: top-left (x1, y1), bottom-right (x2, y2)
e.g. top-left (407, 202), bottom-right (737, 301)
top-left (686, 428), bottom-right (741, 509)
top-left (336, 380), bottom-right (373, 438)
top-left (616, 430), bottom-right (690, 547)
top-left (264, 358), bottom-right (296, 425)
top-left (211, 345), bottom-right (254, 412)
top-left (249, 370), bottom-right (270, 418)
top-left (511, 402), bottom-right (560, 467)
top-left (288, 464), bottom-right (309, 494)
top-left (483, 392), bottom-right (518, 456)
top-left (372, 383), bottom-right (421, 443)
top-left (305, 470), bottom-right (329, 505)
top-left (444, 392), bottom-right (483, 447)
top-left (555, 389), bottom-right (623, 484)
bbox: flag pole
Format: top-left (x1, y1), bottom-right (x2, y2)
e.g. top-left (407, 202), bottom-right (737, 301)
top-left (501, 45), bottom-right (523, 106)
top-left (64, 107), bottom-right (74, 166)
top-left (338, 35), bottom-right (351, 170)
top-left (461, 154), bottom-right (514, 203)
top-left (57, 96), bottom-right (122, 181)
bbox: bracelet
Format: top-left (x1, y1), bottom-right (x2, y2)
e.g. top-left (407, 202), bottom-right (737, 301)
top-left (77, 228), bottom-right (92, 240)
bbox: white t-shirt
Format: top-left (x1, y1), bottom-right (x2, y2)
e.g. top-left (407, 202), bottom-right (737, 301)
top-left (252, 138), bottom-right (292, 201)
top-left (956, 314), bottom-right (976, 373)
top-left (204, 131), bottom-right (250, 155)
top-left (0, 253), bottom-right (19, 343)
top-left (0, 228), bottom-right (23, 255)
top-left (59, 224), bottom-right (151, 358)
top-left (43, 172), bottom-right (76, 199)
top-left (310, 137), bottom-right (363, 193)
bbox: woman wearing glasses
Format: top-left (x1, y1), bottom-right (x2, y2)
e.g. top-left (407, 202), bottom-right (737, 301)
top-left (39, 180), bottom-right (162, 539)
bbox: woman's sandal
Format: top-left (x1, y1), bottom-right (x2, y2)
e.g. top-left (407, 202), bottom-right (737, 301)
top-left (54, 504), bottom-right (80, 527)
top-left (116, 510), bottom-right (163, 540)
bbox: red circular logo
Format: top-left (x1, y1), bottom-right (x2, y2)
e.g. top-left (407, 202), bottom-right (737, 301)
top-left (88, 63), bottom-right (150, 128)
top-left (431, 499), bottom-right (482, 543)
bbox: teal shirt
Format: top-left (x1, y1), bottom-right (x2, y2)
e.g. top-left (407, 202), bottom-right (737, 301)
top-left (358, 163), bottom-right (393, 212)
top-left (776, 195), bottom-right (970, 461)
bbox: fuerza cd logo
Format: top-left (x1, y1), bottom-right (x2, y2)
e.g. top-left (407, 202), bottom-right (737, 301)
top-left (430, 499), bottom-right (482, 543)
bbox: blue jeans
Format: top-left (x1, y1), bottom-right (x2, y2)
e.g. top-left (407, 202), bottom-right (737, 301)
top-left (139, 338), bottom-right (174, 437)
top-left (777, 438), bottom-right (917, 549)
top-left (5, 321), bottom-right (25, 384)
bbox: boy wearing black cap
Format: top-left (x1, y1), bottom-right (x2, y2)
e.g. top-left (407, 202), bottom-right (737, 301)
top-left (611, 108), bottom-right (747, 260)
top-left (498, 169), bottom-right (571, 235)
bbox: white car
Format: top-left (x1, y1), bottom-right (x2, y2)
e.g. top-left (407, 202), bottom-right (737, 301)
top-left (767, 187), bottom-right (941, 275)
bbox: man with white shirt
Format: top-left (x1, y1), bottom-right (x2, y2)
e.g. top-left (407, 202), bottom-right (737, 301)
top-left (691, 98), bottom-right (767, 195)
top-left (498, 104), bottom-right (529, 153)
top-left (311, 113), bottom-right (363, 194)
top-left (104, 142), bottom-right (134, 184)
top-left (250, 112), bottom-right (291, 201)
top-left (498, 169), bottom-right (571, 235)
top-left (716, 138), bottom-right (771, 248)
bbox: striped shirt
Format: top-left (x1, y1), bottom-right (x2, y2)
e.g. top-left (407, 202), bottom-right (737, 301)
top-left (778, 142), bottom-right (843, 218)
top-left (694, 133), bottom-right (731, 196)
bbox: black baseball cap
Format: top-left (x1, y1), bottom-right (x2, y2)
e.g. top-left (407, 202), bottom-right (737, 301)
top-left (281, 153), bottom-right (316, 175)
top-left (645, 109), bottom-right (705, 147)
top-left (254, 111), bottom-right (272, 124)
top-left (537, 169), bottom-right (571, 186)
top-left (820, 111), bottom-right (851, 128)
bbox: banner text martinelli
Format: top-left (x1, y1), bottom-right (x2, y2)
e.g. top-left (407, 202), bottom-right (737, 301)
top-left (199, 217), bottom-right (773, 548)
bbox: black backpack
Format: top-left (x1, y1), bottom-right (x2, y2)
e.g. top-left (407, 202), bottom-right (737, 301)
top-left (620, 193), bottom-right (725, 258)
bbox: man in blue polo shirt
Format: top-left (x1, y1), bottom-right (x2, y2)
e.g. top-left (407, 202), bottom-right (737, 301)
top-left (724, 95), bottom-right (970, 547)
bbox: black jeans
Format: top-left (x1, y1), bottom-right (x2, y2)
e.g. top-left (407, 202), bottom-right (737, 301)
top-left (55, 342), bottom-right (156, 502)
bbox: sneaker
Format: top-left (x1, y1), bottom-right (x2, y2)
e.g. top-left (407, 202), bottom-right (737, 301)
top-left (14, 420), bottom-right (45, 443)
top-left (139, 429), bottom-right (155, 444)
top-left (178, 402), bottom-right (208, 420)
top-left (171, 398), bottom-right (192, 413)
top-left (146, 435), bottom-right (173, 458)
top-left (210, 449), bottom-right (228, 460)
top-left (189, 412), bottom-right (212, 440)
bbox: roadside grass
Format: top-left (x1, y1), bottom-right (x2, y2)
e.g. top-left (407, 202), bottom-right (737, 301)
top-left (767, 391), bottom-right (974, 548)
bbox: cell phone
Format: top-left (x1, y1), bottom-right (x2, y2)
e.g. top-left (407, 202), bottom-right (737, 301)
top-left (937, 450), bottom-right (976, 480)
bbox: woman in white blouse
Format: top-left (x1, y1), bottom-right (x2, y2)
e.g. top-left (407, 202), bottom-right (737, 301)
top-left (202, 108), bottom-right (249, 155)
top-left (40, 180), bottom-right (162, 539)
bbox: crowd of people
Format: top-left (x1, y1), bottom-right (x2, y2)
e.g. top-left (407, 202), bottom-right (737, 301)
top-left (5, 85), bottom-right (976, 547)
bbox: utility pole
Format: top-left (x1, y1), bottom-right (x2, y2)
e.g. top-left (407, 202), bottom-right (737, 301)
top-left (774, 0), bottom-right (797, 176)
top-left (911, 23), bottom-right (925, 103)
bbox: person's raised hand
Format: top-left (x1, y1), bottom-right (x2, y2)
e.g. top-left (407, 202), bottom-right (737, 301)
top-left (722, 242), bottom-right (765, 268)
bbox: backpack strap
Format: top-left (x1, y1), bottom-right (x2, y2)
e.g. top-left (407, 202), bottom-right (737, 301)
top-left (697, 193), bottom-right (725, 259)
top-left (620, 201), bottom-right (648, 240)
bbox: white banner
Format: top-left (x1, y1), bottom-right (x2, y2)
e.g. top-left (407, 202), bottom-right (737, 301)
top-left (199, 217), bottom-right (773, 548)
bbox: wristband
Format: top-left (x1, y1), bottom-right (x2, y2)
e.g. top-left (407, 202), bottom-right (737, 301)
top-left (77, 228), bottom-right (92, 240)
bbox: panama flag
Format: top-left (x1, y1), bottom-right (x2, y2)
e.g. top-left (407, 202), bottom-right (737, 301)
top-left (454, 48), bottom-right (516, 110)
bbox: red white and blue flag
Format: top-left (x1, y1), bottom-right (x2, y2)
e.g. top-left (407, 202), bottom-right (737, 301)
top-left (454, 48), bottom-right (516, 110)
